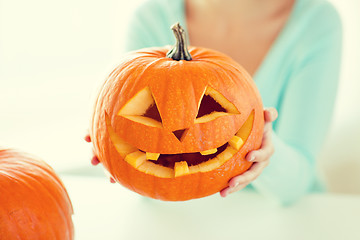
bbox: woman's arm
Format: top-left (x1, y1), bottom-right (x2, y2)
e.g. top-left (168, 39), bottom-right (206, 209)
top-left (252, 7), bottom-right (343, 205)
top-left (222, 3), bottom-right (343, 205)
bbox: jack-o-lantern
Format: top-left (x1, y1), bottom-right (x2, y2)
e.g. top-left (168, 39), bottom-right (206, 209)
top-left (90, 23), bottom-right (264, 201)
top-left (0, 149), bottom-right (74, 239)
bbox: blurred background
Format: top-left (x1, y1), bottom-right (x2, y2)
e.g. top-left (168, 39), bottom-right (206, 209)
top-left (0, 0), bottom-right (359, 194)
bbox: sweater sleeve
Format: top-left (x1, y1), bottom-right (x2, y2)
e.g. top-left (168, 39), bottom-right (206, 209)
top-left (251, 3), bottom-right (343, 205)
top-left (122, 0), bottom-right (185, 52)
top-left (123, 3), bottom-right (162, 52)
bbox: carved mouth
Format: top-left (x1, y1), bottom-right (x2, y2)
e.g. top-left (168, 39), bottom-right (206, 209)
top-left (149, 142), bottom-right (229, 168)
top-left (106, 111), bottom-right (254, 178)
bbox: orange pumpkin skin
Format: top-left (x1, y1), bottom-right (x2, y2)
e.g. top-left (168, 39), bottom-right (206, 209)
top-left (91, 23), bottom-right (264, 201)
top-left (0, 149), bottom-right (74, 239)
top-left (91, 45), bottom-right (264, 201)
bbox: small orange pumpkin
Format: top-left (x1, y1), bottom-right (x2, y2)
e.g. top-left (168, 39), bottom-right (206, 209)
top-left (90, 23), bottom-right (264, 201)
top-left (0, 149), bottom-right (74, 239)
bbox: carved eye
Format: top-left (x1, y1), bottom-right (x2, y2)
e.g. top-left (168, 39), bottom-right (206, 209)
top-left (195, 87), bottom-right (240, 124)
top-left (196, 94), bottom-right (226, 118)
top-left (118, 87), bottom-right (162, 128)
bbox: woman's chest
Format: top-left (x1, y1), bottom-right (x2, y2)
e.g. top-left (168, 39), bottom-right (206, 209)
top-left (186, 9), bottom-right (291, 76)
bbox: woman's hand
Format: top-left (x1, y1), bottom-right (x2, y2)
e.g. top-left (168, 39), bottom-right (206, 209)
top-left (85, 135), bottom-right (116, 183)
top-left (220, 107), bottom-right (278, 197)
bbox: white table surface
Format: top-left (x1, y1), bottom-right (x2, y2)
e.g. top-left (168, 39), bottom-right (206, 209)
top-left (62, 175), bottom-right (360, 240)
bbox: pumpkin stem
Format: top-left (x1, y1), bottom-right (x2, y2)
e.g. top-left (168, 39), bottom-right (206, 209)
top-left (166, 22), bottom-right (192, 61)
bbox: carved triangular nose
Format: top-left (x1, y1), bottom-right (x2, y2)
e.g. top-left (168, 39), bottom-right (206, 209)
top-left (172, 128), bottom-right (189, 142)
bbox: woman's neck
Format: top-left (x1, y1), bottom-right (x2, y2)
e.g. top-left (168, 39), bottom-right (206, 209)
top-left (186, 0), bottom-right (295, 21)
top-left (185, 0), bottom-right (296, 76)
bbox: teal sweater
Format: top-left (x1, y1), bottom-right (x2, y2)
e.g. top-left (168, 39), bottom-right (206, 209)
top-left (123, 0), bottom-right (342, 205)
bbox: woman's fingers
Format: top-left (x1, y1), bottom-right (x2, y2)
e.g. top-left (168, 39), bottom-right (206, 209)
top-left (246, 123), bottom-right (274, 163)
top-left (220, 107), bottom-right (278, 198)
top-left (222, 161), bottom-right (269, 197)
top-left (104, 169), bottom-right (116, 183)
top-left (84, 134), bottom-right (91, 143)
top-left (85, 134), bottom-right (100, 165)
top-left (245, 107), bottom-right (277, 162)
top-left (264, 107), bottom-right (278, 122)
top-left (91, 156), bottom-right (100, 166)
top-left (262, 107), bottom-right (277, 135)
top-left (246, 139), bottom-right (274, 163)
top-left (228, 161), bottom-right (268, 187)
top-left (85, 133), bottom-right (115, 183)
top-left (220, 182), bottom-right (248, 197)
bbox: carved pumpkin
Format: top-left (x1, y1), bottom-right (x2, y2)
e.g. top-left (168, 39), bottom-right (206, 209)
top-left (90, 23), bottom-right (264, 201)
top-left (0, 149), bottom-right (74, 239)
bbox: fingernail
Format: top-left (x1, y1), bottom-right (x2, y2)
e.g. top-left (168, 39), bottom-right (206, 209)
top-left (91, 156), bottom-right (99, 165)
top-left (248, 155), bottom-right (255, 162)
top-left (271, 111), bottom-right (276, 119)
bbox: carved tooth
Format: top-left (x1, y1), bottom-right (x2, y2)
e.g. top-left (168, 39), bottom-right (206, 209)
top-left (146, 152), bottom-right (160, 161)
top-left (138, 161), bottom-right (174, 178)
top-left (174, 161), bottom-right (190, 177)
top-left (229, 136), bottom-right (244, 150)
top-left (200, 148), bottom-right (218, 155)
top-left (217, 146), bottom-right (237, 164)
top-left (124, 151), bottom-right (147, 168)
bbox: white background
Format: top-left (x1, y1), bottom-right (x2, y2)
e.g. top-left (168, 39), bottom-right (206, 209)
top-left (0, 0), bottom-right (359, 193)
